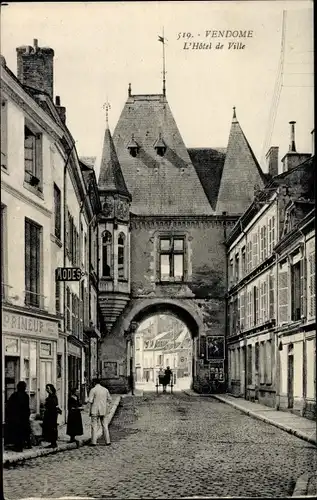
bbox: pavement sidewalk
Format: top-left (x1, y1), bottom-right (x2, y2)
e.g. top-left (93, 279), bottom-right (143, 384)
top-left (3, 395), bottom-right (121, 467)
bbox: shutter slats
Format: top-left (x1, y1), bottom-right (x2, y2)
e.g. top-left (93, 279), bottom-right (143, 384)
top-left (278, 270), bottom-right (288, 324)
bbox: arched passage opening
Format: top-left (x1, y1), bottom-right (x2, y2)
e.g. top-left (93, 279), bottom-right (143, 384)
top-left (125, 302), bottom-right (199, 393)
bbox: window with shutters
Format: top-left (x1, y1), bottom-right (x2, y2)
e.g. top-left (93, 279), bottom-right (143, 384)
top-left (260, 227), bottom-right (264, 261)
top-left (278, 264), bottom-right (289, 324)
top-left (252, 233), bottom-right (258, 268)
top-left (229, 259), bottom-right (234, 287)
top-left (308, 251), bottom-right (316, 319)
top-left (271, 216), bottom-right (276, 249)
top-left (263, 226), bottom-right (267, 259)
top-left (233, 296), bottom-right (238, 332)
top-left (248, 241), bottom-right (252, 272)
top-left (253, 285), bottom-right (259, 325)
top-left (72, 293), bottom-right (76, 335)
top-left (240, 291), bottom-right (245, 330)
top-left (24, 124), bottom-right (43, 192)
top-left (247, 290), bottom-right (252, 328)
top-left (269, 274), bottom-right (275, 319)
top-left (1, 100), bottom-right (7, 169)
top-left (268, 216), bottom-right (276, 254)
top-left (291, 261), bottom-right (301, 321)
top-left (235, 254), bottom-right (239, 283)
top-left (159, 236), bottom-right (185, 282)
top-left (25, 218), bottom-right (42, 307)
top-left (66, 287), bottom-right (71, 331)
top-left (241, 246), bottom-right (246, 277)
top-left (263, 281), bottom-right (268, 322)
top-left (54, 184), bottom-right (61, 240)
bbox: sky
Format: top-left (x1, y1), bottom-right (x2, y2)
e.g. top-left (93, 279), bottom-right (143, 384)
top-left (1, 1), bottom-right (314, 176)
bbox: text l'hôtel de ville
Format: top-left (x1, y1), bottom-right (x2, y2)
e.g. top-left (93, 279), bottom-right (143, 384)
top-left (177, 30), bottom-right (254, 50)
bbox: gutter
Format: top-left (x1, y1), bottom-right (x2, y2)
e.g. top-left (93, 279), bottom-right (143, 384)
top-left (63, 140), bottom-right (76, 414)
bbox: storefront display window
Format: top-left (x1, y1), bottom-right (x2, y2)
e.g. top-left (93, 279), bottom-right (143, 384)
top-left (5, 338), bottom-right (19, 355)
top-left (40, 342), bottom-right (52, 357)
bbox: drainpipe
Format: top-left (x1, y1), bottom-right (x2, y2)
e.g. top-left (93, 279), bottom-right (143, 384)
top-left (222, 212), bottom-right (229, 392)
top-left (63, 140), bottom-right (76, 417)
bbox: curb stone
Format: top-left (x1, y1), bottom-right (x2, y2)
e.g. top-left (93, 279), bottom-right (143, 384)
top-left (3, 396), bottom-right (121, 467)
top-left (292, 472), bottom-right (313, 497)
top-left (212, 394), bottom-right (317, 446)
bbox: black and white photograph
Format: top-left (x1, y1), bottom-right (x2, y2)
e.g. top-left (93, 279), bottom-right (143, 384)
top-left (1, 1), bottom-right (315, 499)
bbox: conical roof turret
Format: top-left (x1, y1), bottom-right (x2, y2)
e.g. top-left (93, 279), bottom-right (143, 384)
top-left (216, 107), bottom-right (265, 214)
top-left (98, 124), bottom-right (131, 199)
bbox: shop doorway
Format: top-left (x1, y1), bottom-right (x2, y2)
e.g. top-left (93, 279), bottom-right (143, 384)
top-left (4, 356), bottom-right (20, 404)
top-left (288, 353), bottom-right (294, 409)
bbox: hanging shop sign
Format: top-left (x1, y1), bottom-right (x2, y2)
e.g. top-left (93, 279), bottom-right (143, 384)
top-left (55, 267), bottom-right (84, 281)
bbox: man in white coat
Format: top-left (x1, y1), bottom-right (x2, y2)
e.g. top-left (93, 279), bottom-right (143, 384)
top-left (88, 378), bottom-right (112, 446)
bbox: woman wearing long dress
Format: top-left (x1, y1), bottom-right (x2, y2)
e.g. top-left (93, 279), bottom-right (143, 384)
top-left (66, 388), bottom-right (83, 442)
top-left (42, 384), bottom-right (60, 448)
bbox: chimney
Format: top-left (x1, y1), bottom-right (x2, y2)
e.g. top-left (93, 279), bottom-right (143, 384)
top-left (281, 121), bottom-right (311, 172)
top-left (311, 129), bottom-right (315, 155)
top-left (16, 39), bottom-right (54, 98)
top-left (55, 95), bottom-right (66, 124)
top-left (265, 146), bottom-right (279, 177)
top-left (289, 121), bottom-right (296, 152)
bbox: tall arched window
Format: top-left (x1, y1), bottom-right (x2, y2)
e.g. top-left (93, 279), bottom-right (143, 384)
top-left (118, 233), bottom-right (126, 279)
top-left (102, 231), bottom-right (112, 277)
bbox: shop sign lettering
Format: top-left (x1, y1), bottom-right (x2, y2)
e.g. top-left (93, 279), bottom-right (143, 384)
top-left (2, 312), bottom-right (58, 337)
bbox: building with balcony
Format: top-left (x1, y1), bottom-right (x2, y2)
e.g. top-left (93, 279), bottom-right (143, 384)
top-left (226, 123), bottom-right (315, 419)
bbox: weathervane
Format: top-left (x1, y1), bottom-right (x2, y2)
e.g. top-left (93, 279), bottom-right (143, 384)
top-left (102, 99), bottom-right (111, 127)
top-left (158, 28), bottom-right (168, 97)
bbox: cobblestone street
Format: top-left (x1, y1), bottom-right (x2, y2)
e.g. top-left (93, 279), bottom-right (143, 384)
top-left (3, 393), bottom-right (317, 499)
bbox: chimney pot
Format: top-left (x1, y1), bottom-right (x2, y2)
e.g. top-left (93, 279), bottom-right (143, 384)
top-left (289, 121), bottom-right (296, 152)
top-left (33, 39), bottom-right (38, 51)
top-left (55, 96), bottom-right (61, 106)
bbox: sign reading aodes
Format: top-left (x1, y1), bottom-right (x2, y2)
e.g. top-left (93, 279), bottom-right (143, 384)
top-left (55, 267), bottom-right (84, 281)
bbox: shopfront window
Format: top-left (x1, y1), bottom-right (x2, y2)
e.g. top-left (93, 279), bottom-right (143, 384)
top-left (5, 338), bottom-right (19, 355)
top-left (40, 342), bottom-right (52, 357)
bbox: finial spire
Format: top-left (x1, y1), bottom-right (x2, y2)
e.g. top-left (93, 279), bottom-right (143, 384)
top-left (158, 28), bottom-right (167, 97)
top-left (233, 106), bottom-right (237, 120)
top-left (103, 99), bottom-right (111, 128)
top-left (128, 83), bottom-right (131, 97)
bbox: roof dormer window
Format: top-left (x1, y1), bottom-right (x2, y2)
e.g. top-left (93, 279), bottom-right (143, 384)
top-left (154, 133), bottom-right (167, 157)
top-left (127, 134), bottom-right (139, 157)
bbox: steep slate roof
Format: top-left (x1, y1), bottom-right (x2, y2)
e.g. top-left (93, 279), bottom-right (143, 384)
top-left (187, 148), bottom-right (226, 210)
top-left (112, 94), bottom-right (213, 215)
top-left (98, 125), bottom-right (131, 198)
top-left (216, 109), bottom-right (266, 215)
